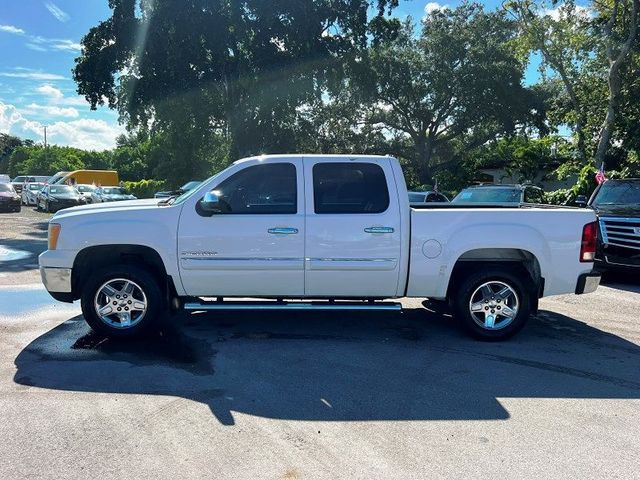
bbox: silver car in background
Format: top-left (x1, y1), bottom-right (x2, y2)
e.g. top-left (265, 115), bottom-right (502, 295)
top-left (75, 184), bottom-right (98, 203)
top-left (21, 182), bottom-right (45, 205)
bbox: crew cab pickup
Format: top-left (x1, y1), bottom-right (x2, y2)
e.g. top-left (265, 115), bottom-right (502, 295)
top-left (39, 155), bottom-right (601, 340)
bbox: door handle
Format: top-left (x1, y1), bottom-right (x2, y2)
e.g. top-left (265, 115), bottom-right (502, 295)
top-left (268, 227), bottom-right (299, 235)
top-left (364, 226), bottom-right (395, 234)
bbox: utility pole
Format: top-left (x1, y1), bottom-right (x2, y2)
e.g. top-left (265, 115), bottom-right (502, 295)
top-left (43, 125), bottom-right (48, 167)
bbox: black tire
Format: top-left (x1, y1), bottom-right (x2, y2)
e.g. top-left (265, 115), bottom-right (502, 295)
top-left (451, 267), bottom-right (532, 341)
top-left (80, 264), bottom-right (166, 338)
top-left (14, 205), bottom-right (21, 213)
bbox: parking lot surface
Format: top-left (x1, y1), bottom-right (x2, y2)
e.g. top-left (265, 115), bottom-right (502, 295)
top-left (1, 208), bottom-right (639, 479)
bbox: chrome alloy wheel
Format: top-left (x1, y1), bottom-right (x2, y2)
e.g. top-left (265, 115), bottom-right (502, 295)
top-left (93, 278), bottom-right (148, 329)
top-left (469, 281), bottom-right (519, 330)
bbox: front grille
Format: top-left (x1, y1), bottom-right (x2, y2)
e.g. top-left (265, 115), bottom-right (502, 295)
top-left (600, 217), bottom-right (640, 251)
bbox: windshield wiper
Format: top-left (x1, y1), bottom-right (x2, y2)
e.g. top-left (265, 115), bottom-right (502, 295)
top-left (157, 195), bottom-right (178, 206)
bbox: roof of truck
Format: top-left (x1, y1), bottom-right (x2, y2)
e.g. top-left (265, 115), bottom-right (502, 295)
top-left (233, 154), bottom-right (395, 164)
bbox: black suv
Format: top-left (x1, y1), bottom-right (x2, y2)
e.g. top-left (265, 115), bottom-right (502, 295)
top-left (577, 179), bottom-right (640, 271)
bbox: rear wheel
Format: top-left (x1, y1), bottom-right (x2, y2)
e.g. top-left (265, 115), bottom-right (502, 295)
top-left (80, 264), bottom-right (166, 338)
top-left (451, 267), bottom-right (532, 341)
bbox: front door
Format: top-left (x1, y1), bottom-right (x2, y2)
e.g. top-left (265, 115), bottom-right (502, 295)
top-left (178, 159), bottom-right (305, 297)
top-left (303, 157), bottom-right (403, 297)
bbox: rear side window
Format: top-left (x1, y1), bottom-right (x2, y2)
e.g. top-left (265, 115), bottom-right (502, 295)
top-left (313, 162), bottom-right (389, 214)
top-left (213, 163), bottom-right (297, 214)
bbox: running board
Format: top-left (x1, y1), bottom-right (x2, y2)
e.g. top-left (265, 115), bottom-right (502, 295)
top-left (183, 300), bottom-right (402, 311)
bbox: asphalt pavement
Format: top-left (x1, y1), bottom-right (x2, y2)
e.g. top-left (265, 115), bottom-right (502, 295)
top-left (1, 207), bottom-right (639, 479)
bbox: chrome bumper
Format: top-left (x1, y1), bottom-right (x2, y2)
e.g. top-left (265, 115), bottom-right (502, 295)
top-left (40, 267), bottom-right (72, 293)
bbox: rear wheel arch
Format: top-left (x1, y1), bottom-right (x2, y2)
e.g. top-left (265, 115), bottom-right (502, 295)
top-left (446, 248), bottom-right (543, 305)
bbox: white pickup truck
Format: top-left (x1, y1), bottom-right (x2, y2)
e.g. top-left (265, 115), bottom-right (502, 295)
top-left (39, 155), bottom-right (601, 340)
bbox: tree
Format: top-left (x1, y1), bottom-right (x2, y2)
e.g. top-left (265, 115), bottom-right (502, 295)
top-left (0, 134), bottom-right (31, 173)
top-left (8, 146), bottom-right (86, 177)
top-left (592, 0), bottom-right (640, 165)
top-left (337, 4), bottom-right (543, 185)
top-left (508, 0), bottom-right (640, 167)
top-left (507, 0), bottom-right (593, 164)
top-left (73, 0), bottom-right (400, 183)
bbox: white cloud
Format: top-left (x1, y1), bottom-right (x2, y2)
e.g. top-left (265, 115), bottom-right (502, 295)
top-left (22, 103), bottom-right (79, 118)
top-left (36, 84), bottom-right (64, 101)
top-left (45, 2), bottom-right (70, 22)
top-left (0, 71), bottom-right (66, 81)
top-left (48, 119), bottom-right (124, 150)
top-left (36, 83), bottom-right (87, 107)
top-left (27, 35), bottom-right (81, 52)
top-left (26, 43), bottom-right (47, 52)
top-left (1, 100), bottom-right (123, 150)
top-left (0, 24), bottom-right (25, 35)
top-left (1, 70), bottom-right (66, 81)
top-left (0, 24), bottom-right (80, 53)
top-left (51, 39), bottom-right (81, 51)
top-left (0, 102), bottom-right (42, 137)
top-left (424, 2), bottom-right (448, 16)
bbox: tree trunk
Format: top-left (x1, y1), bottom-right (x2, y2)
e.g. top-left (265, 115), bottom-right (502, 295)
top-left (414, 135), bottom-right (434, 186)
top-left (594, 65), bottom-right (621, 166)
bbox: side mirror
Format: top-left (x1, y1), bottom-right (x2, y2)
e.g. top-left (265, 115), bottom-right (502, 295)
top-left (575, 195), bottom-right (588, 208)
top-left (199, 191), bottom-right (223, 213)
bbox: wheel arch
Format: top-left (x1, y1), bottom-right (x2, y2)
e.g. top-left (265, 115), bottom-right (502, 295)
top-left (446, 248), bottom-right (544, 311)
top-left (72, 244), bottom-right (177, 301)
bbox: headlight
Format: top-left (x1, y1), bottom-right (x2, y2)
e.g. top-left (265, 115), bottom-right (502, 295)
top-left (48, 223), bottom-right (61, 250)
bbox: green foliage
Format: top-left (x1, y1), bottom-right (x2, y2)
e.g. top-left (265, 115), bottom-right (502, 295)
top-left (545, 163), bottom-right (598, 204)
top-left (8, 145), bottom-right (89, 177)
top-left (0, 133), bottom-right (31, 173)
top-left (123, 179), bottom-right (167, 199)
top-left (73, 0), bottom-right (400, 183)
top-left (335, 4), bottom-right (544, 184)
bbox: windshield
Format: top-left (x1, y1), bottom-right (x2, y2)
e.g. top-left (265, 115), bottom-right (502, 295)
top-left (49, 186), bottom-right (75, 194)
top-left (101, 187), bottom-right (127, 195)
top-left (28, 184), bottom-right (44, 190)
top-left (180, 181), bottom-right (201, 191)
top-left (592, 181), bottom-right (640, 206)
top-left (77, 185), bottom-right (95, 192)
top-left (453, 187), bottom-right (522, 203)
top-left (0, 183), bottom-right (15, 193)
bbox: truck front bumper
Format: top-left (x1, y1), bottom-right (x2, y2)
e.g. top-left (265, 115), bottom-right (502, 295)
top-left (575, 271), bottom-right (601, 295)
top-left (40, 267), bottom-right (72, 292)
top-left (39, 249), bottom-right (76, 302)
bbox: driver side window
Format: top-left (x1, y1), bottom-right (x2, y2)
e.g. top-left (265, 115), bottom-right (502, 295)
top-left (211, 163), bottom-right (297, 214)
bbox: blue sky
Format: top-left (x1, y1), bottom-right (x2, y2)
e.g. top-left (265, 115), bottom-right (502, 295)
top-left (0, 0), bottom-right (530, 151)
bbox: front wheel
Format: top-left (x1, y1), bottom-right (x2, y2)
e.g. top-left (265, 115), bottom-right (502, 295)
top-left (80, 264), bottom-right (166, 338)
top-left (451, 267), bottom-right (532, 341)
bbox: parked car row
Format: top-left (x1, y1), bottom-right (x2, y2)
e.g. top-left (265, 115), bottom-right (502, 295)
top-left (35, 184), bottom-right (138, 212)
top-left (408, 184), bottom-right (544, 205)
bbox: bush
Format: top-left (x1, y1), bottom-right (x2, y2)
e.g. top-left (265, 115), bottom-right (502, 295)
top-left (123, 179), bottom-right (167, 198)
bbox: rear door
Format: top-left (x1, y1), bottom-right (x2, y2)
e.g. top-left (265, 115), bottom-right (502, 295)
top-left (303, 157), bottom-right (402, 297)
